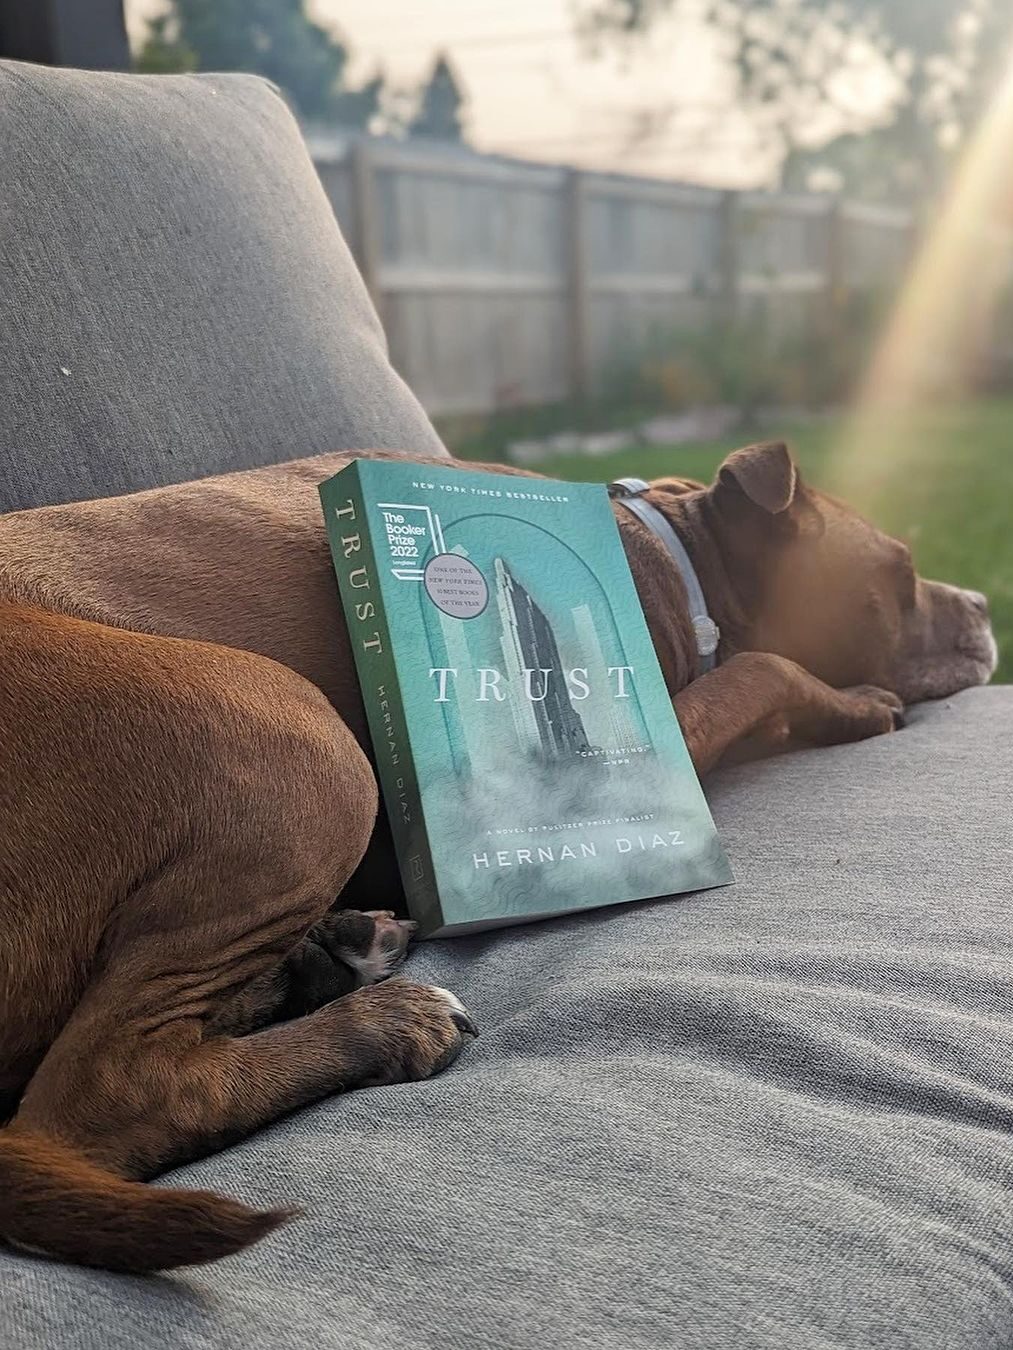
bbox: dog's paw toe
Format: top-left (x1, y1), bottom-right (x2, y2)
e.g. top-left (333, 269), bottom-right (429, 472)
top-left (841, 685), bottom-right (905, 735)
top-left (349, 980), bottom-right (479, 1084)
top-left (431, 986), bottom-right (479, 1038)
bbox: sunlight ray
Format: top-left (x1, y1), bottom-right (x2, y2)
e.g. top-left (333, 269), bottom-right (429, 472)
top-left (832, 39), bottom-right (1013, 500)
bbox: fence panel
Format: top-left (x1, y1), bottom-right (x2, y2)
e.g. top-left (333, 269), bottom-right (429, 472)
top-left (840, 203), bottom-right (914, 289)
top-left (306, 136), bottom-right (1013, 417)
top-left (367, 144), bottom-right (569, 415)
top-left (582, 176), bottom-right (723, 382)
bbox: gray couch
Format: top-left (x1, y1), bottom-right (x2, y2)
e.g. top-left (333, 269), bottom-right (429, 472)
top-left (2, 59), bottom-right (1011, 1350)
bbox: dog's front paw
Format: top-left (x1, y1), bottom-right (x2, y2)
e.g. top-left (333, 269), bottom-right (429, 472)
top-left (840, 685), bottom-right (905, 734)
top-left (341, 980), bottom-right (478, 1085)
top-left (812, 684), bottom-right (904, 746)
top-left (792, 684), bottom-right (903, 747)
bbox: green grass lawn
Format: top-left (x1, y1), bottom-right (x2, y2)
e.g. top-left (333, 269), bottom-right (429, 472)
top-left (481, 398), bottom-right (1013, 684)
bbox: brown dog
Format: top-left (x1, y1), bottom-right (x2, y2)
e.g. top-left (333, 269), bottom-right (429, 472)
top-left (0, 442), bottom-right (996, 1274)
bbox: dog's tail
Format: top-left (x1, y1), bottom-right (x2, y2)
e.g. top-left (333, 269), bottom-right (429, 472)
top-left (0, 1129), bottom-right (292, 1272)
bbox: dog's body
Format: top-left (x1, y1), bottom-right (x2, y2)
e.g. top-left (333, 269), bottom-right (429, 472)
top-left (0, 443), bottom-right (996, 1273)
top-left (0, 445), bottom-right (995, 765)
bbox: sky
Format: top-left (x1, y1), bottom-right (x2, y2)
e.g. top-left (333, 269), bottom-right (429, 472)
top-left (122, 0), bottom-right (889, 187)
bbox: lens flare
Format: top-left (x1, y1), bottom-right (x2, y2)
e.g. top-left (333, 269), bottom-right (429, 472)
top-left (832, 42), bottom-right (1013, 500)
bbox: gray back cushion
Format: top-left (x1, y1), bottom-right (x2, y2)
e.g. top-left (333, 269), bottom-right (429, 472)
top-left (0, 60), bottom-right (446, 512)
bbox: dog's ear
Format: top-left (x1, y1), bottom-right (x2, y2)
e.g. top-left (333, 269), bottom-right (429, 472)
top-left (717, 442), bottom-right (797, 515)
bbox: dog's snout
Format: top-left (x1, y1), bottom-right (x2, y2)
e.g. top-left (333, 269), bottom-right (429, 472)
top-left (965, 589), bottom-right (990, 616)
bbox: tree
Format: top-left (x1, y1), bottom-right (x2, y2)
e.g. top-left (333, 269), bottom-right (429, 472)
top-left (408, 55), bottom-right (467, 142)
top-left (135, 0), bottom-right (382, 127)
top-left (583, 0), bottom-right (1013, 201)
top-left (134, 14), bottom-right (197, 74)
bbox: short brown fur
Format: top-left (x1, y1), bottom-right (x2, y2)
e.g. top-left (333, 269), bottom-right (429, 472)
top-left (0, 444), bottom-right (994, 1272)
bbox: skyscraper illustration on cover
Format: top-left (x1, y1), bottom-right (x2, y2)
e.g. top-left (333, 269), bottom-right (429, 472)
top-left (321, 459), bottom-right (732, 937)
top-left (438, 558), bottom-right (611, 771)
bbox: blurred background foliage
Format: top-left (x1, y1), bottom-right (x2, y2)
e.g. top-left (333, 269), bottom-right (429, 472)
top-left (584, 0), bottom-right (1013, 202)
top-left (134, 0), bottom-right (466, 136)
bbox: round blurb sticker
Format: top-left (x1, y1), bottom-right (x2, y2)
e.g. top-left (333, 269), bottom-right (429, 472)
top-left (423, 554), bottom-right (489, 619)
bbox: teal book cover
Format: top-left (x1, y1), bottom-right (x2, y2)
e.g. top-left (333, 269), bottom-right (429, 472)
top-left (321, 458), bottom-right (732, 937)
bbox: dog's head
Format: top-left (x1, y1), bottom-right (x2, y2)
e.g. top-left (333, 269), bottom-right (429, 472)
top-left (653, 440), bottom-right (997, 702)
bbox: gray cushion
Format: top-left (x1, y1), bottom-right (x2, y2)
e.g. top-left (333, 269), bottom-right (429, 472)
top-left (5, 687), bottom-right (1010, 1349)
top-left (0, 60), bottom-right (446, 513)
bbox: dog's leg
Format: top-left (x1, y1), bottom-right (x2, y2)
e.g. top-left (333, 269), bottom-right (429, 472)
top-left (10, 970), bottom-right (475, 1184)
top-left (9, 776), bottom-right (472, 1192)
top-left (211, 908), bottom-right (417, 1036)
top-left (1, 609), bottom-right (475, 1269)
top-left (675, 652), bottom-right (903, 775)
top-left (9, 672), bottom-right (473, 1184)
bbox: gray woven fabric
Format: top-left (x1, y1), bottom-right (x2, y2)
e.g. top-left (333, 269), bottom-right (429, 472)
top-left (5, 688), bottom-right (1011, 1349)
top-left (0, 60), bottom-right (446, 513)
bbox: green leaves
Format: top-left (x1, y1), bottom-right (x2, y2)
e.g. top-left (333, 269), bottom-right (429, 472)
top-left (133, 0), bottom-right (371, 124)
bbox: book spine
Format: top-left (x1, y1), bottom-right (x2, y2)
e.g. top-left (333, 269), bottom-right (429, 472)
top-left (322, 468), bottom-right (442, 935)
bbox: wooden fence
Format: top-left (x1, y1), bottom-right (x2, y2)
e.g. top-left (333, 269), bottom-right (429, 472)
top-left (309, 132), bottom-right (917, 417)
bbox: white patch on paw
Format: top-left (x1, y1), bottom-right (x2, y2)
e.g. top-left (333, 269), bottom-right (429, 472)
top-left (5, 1236), bottom-right (53, 1258)
top-left (337, 947), bottom-right (400, 986)
top-left (337, 918), bottom-right (414, 986)
top-left (431, 987), bottom-right (466, 1014)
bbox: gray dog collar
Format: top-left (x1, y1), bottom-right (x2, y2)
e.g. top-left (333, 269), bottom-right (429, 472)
top-left (608, 477), bottom-right (720, 674)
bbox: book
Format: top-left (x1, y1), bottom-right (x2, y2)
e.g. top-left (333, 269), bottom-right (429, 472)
top-left (320, 458), bottom-right (732, 938)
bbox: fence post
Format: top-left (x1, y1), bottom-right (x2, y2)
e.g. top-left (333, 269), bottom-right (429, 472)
top-left (905, 208), bottom-right (924, 281)
top-left (349, 138), bottom-right (382, 312)
top-left (823, 197), bottom-right (847, 360)
top-left (565, 168), bottom-right (591, 401)
top-left (825, 197), bottom-right (846, 306)
top-left (716, 190), bottom-right (740, 326)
